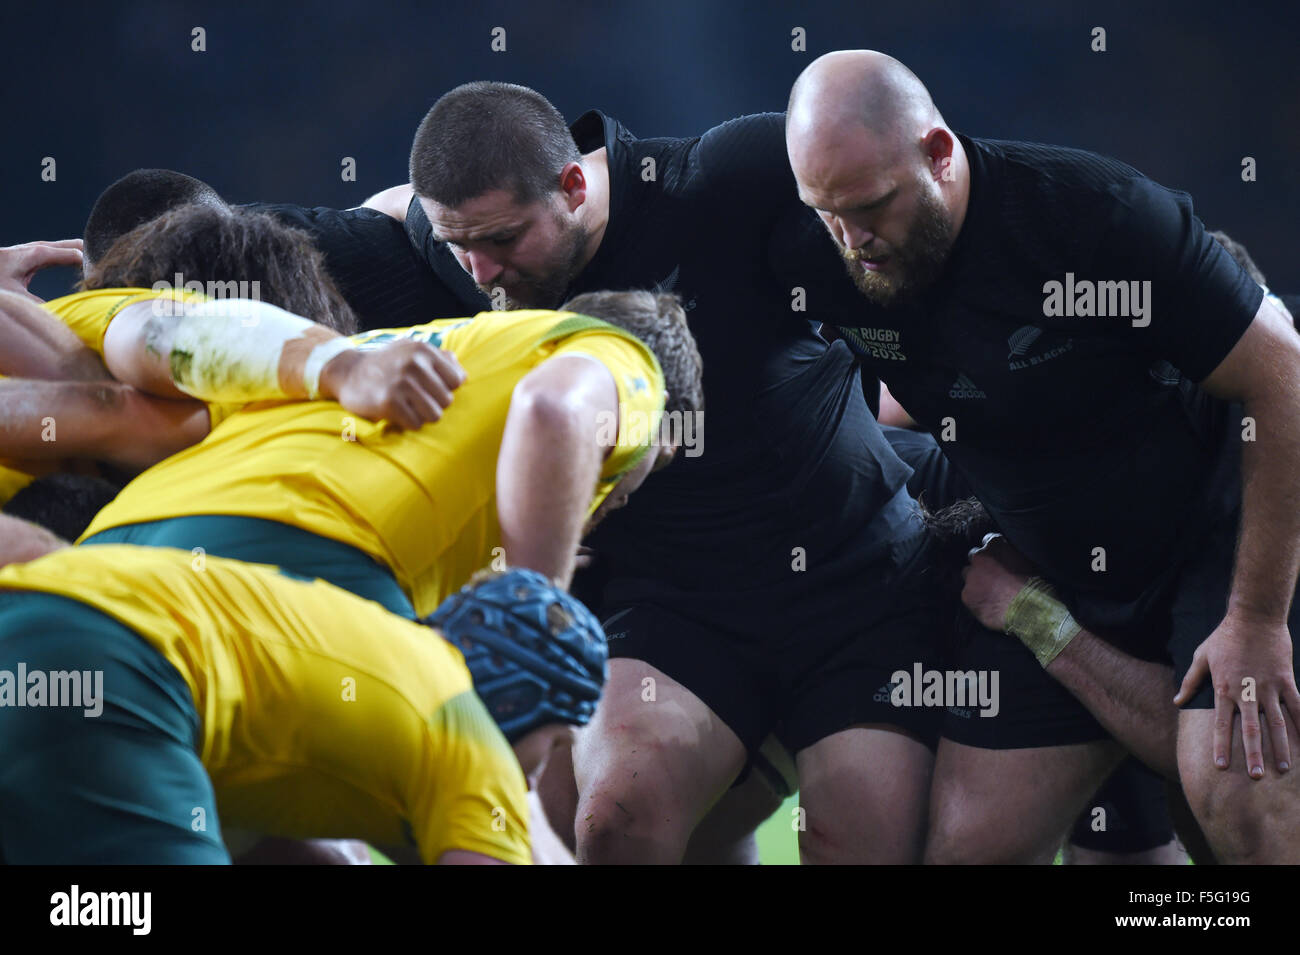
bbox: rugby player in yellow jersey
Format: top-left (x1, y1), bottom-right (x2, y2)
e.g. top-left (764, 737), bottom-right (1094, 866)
top-left (50, 204), bottom-right (701, 620)
top-left (0, 209), bottom-right (379, 535)
top-left (0, 513), bottom-right (607, 864)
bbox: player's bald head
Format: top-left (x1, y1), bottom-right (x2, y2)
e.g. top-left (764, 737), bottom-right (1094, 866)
top-left (787, 50), bottom-right (941, 167)
top-left (787, 52), bottom-right (963, 306)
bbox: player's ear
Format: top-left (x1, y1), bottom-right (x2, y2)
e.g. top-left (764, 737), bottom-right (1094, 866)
top-left (559, 162), bottom-right (587, 211)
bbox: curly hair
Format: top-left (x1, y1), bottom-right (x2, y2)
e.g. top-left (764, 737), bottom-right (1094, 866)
top-left (560, 289), bottom-right (703, 418)
top-left (81, 203), bottom-right (358, 334)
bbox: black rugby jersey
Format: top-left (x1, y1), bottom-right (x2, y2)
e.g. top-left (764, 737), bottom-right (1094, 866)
top-left (246, 203), bottom-right (466, 328)
top-left (407, 111), bottom-right (916, 621)
top-left (781, 135), bottom-right (1264, 624)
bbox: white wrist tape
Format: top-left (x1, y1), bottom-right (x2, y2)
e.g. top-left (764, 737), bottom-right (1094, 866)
top-left (167, 298), bottom-right (319, 403)
top-left (302, 337), bottom-right (356, 400)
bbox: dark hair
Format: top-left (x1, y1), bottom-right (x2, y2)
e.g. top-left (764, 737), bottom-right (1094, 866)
top-left (81, 204), bottom-right (358, 334)
top-left (561, 290), bottom-right (704, 418)
top-left (921, 496), bottom-right (997, 597)
top-left (409, 81), bottom-right (580, 207)
top-left (1209, 230), bottom-right (1267, 287)
top-left (2, 472), bottom-right (125, 542)
top-left (84, 169), bottom-right (225, 267)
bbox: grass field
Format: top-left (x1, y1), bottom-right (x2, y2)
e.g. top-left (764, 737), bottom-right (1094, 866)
top-left (755, 795), bottom-right (802, 865)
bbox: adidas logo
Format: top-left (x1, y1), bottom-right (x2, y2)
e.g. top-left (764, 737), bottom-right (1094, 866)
top-left (948, 373), bottom-right (986, 399)
top-left (873, 682), bottom-right (897, 704)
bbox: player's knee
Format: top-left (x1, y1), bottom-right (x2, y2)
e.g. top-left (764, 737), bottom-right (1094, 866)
top-left (796, 812), bottom-right (860, 865)
top-left (1178, 760), bottom-right (1282, 863)
top-left (573, 737), bottom-right (688, 862)
top-left (923, 816), bottom-right (985, 864)
top-left (923, 807), bottom-right (1042, 865)
top-left (796, 787), bottom-right (924, 864)
top-left (575, 784), bottom-right (694, 864)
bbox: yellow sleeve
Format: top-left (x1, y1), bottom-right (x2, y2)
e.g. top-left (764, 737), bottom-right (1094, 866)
top-left (44, 287), bottom-right (241, 429)
top-left (44, 287), bottom-right (208, 354)
top-left (412, 691), bottom-right (532, 865)
top-left (552, 328), bottom-right (666, 482)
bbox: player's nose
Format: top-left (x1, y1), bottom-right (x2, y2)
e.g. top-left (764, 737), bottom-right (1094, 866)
top-left (839, 218), bottom-right (873, 253)
top-left (466, 250), bottom-right (504, 286)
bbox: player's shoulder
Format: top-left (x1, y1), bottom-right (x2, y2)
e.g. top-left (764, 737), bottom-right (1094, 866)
top-left (970, 136), bottom-right (1178, 269)
top-left (240, 201), bottom-right (399, 232)
top-left (973, 137), bottom-right (1149, 193)
top-left (693, 112), bottom-right (791, 186)
top-left (610, 111), bottom-right (791, 201)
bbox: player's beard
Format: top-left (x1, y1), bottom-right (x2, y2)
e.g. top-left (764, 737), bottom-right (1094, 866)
top-left (841, 185), bottom-right (955, 307)
top-left (477, 216), bottom-right (591, 309)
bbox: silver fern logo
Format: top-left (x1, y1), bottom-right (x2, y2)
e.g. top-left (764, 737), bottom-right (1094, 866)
top-left (1007, 326), bottom-right (1043, 359)
top-left (653, 265), bottom-right (697, 311)
top-left (1007, 325), bottom-right (1074, 371)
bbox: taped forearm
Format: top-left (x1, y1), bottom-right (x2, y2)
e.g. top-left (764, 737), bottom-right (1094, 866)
top-left (1003, 577), bottom-right (1082, 668)
top-left (154, 299), bottom-right (353, 403)
top-left (1001, 575), bottom-right (1178, 777)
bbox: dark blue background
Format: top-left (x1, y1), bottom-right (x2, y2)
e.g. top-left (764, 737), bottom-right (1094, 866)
top-left (5, 0), bottom-right (1296, 299)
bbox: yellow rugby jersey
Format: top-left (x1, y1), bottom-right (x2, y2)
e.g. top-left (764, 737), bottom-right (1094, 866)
top-left (81, 309), bottom-right (665, 616)
top-left (0, 544), bottom-right (532, 864)
top-left (44, 288), bottom-right (243, 429)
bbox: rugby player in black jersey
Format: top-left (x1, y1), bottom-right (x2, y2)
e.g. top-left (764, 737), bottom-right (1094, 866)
top-left (272, 81), bottom-right (955, 864)
top-left (784, 50), bottom-right (1300, 864)
top-left (402, 82), bottom-right (957, 864)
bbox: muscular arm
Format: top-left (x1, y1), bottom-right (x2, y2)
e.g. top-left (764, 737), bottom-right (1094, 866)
top-left (1044, 632), bottom-right (1179, 779)
top-left (1177, 295), bottom-right (1300, 774)
top-left (0, 290), bottom-right (112, 382)
top-left (1200, 296), bottom-right (1300, 623)
top-left (0, 378), bottom-right (210, 473)
top-left (495, 355), bottom-right (618, 587)
top-left (962, 539), bottom-right (1178, 778)
top-left (101, 298), bottom-right (465, 430)
top-left (101, 298), bottom-right (339, 401)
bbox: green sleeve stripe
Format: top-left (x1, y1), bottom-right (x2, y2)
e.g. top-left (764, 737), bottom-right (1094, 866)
top-left (541, 313), bottom-right (664, 381)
